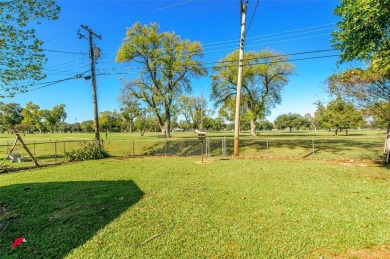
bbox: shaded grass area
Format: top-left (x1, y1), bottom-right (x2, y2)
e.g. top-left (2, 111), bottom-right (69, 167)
top-left (0, 179), bottom-right (143, 258)
top-left (1, 158), bottom-right (390, 257)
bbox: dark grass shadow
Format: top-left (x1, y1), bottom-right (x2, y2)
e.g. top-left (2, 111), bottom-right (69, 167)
top-left (0, 180), bottom-right (143, 258)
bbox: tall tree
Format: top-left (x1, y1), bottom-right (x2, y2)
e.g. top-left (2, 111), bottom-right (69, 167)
top-left (0, 102), bottom-right (24, 132)
top-left (21, 101), bottom-right (44, 133)
top-left (320, 96), bottom-right (363, 135)
top-left (332, 0), bottom-right (390, 77)
top-left (116, 22), bottom-right (206, 137)
top-left (0, 0), bottom-right (60, 97)
top-left (178, 95), bottom-right (207, 131)
top-left (326, 68), bottom-right (390, 124)
top-left (211, 49), bottom-right (294, 136)
top-left (42, 104), bottom-right (67, 132)
top-left (119, 95), bottom-right (140, 133)
top-left (274, 113), bottom-right (307, 132)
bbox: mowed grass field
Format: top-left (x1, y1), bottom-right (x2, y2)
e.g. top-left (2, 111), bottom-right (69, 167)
top-left (1, 157), bottom-right (390, 258)
top-left (0, 129), bottom-right (387, 166)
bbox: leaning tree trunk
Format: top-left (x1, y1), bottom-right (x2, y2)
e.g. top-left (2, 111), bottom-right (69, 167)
top-left (250, 119), bottom-right (257, 137)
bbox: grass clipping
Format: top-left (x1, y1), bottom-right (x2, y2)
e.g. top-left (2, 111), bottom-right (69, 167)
top-left (65, 143), bottom-right (109, 162)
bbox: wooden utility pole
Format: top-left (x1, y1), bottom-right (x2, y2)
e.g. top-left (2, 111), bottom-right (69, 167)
top-left (234, 0), bottom-right (248, 157)
top-left (80, 25), bottom-right (102, 145)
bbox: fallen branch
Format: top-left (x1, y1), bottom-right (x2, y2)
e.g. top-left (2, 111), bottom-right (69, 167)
top-left (141, 233), bottom-right (162, 246)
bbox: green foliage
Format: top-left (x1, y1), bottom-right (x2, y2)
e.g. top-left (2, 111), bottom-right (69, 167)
top-left (332, 0), bottom-right (390, 77)
top-left (211, 49), bottom-right (294, 136)
top-left (327, 68), bottom-right (390, 123)
top-left (116, 22), bottom-right (206, 136)
top-left (319, 96), bottom-right (364, 135)
top-left (42, 104), bottom-right (67, 132)
top-left (0, 102), bottom-right (24, 131)
top-left (274, 113), bottom-right (309, 132)
top-left (65, 143), bottom-right (110, 162)
top-left (0, 0), bottom-right (60, 97)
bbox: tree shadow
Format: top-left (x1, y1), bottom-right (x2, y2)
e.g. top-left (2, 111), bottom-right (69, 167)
top-left (0, 180), bottom-right (143, 258)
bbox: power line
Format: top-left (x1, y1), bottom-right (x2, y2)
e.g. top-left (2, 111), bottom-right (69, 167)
top-left (246, 0), bottom-right (260, 36)
top-left (203, 27), bottom-right (334, 50)
top-left (43, 49), bottom-right (86, 55)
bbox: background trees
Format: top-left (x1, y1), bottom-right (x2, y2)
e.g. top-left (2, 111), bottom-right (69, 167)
top-left (211, 49), bottom-right (294, 136)
top-left (315, 96), bottom-right (363, 135)
top-left (331, 0), bottom-right (390, 77)
top-left (116, 22), bottom-right (206, 137)
top-left (274, 113), bottom-right (309, 132)
top-left (330, 0), bottom-right (390, 127)
top-left (41, 104), bottom-right (67, 132)
top-left (0, 103), bottom-right (24, 132)
top-left (0, 0), bottom-right (60, 97)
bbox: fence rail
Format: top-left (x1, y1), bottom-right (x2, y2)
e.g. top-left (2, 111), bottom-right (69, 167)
top-left (0, 136), bottom-right (385, 170)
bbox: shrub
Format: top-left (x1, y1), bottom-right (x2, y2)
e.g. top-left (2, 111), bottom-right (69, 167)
top-left (65, 143), bottom-right (110, 162)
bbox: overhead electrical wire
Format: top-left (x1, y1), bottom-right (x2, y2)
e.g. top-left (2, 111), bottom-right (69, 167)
top-left (246, 0), bottom-right (260, 36)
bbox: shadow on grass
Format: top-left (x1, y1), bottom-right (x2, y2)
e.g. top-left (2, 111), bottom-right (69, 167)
top-left (0, 180), bottom-right (143, 258)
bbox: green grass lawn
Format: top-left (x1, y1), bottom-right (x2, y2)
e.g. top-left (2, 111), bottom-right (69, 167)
top-left (0, 130), bottom-right (386, 167)
top-left (1, 157), bottom-right (390, 258)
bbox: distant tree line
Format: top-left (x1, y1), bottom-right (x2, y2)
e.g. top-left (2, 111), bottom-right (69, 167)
top-left (1, 94), bottom-right (384, 136)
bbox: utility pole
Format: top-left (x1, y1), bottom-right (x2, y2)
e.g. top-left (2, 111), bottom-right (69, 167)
top-left (79, 25), bottom-right (102, 145)
top-left (234, 0), bottom-right (248, 157)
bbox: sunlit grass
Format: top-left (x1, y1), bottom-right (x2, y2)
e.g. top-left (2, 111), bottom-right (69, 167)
top-left (1, 157), bottom-right (389, 257)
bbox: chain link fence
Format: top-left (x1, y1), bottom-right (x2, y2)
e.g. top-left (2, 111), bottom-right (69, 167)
top-left (0, 136), bottom-right (386, 170)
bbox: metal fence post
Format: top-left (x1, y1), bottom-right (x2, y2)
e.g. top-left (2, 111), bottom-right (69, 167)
top-left (55, 141), bottom-right (57, 163)
top-left (63, 141), bottom-right (66, 154)
top-left (312, 137), bottom-right (315, 158)
top-left (222, 137), bottom-right (226, 159)
top-left (267, 139), bottom-right (269, 159)
top-left (165, 139), bottom-right (167, 157)
top-left (33, 140), bottom-right (36, 156)
top-left (132, 139), bottom-right (135, 157)
top-left (6, 140), bottom-right (9, 153)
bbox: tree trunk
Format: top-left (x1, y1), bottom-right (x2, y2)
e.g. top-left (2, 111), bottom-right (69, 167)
top-left (289, 126), bottom-right (292, 132)
top-left (335, 127), bottom-right (339, 135)
top-left (346, 128), bottom-right (348, 135)
top-left (250, 119), bottom-right (257, 137)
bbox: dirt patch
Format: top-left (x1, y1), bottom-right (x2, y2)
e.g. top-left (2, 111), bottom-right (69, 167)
top-left (333, 245), bottom-right (390, 258)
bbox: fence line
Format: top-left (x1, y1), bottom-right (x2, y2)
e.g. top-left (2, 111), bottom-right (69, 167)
top-left (0, 137), bottom-right (385, 169)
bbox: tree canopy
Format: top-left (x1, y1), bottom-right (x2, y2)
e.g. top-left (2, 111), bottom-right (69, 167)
top-left (116, 22), bottom-right (206, 137)
top-left (211, 49), bottom-right (294, 136)
top-left (331, 0), bottom-right (390, 77)
top-left (0, 0), bottom-right (60, 97)
top-left (316, 96), bottom-right (363, 135)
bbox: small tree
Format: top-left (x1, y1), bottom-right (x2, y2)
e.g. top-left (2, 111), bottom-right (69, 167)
top-left (320, 96), bottom-right (364, 135)
top-left (0, 103), bottom-right (24, 132)
top-left (274, 113), bottom-right (306, 132)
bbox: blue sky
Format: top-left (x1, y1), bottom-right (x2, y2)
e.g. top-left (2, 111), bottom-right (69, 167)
top-left (4, 0), bottom-right (341, 123)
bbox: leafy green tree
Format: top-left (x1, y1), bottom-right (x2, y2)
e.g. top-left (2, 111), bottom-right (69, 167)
top-left (71, 122), bottom-right (82, 133)
top-left (320, 96), bottom-right (364, 135)
top-left (274, 113), bottom-right (306, 132)
top-left (80, 120), bottom-right (94, 133)
top-left (119, 95), bottom-right (140, 133)
top-left (178, 95), bottom-right (207, 131)
top-left (21, 101), bottom-right (44, 133)
top-left (211, 49), bottom-right (294, 137)
top-left (331, 0), bottom-right (390, 77)
top-left (257, 120), bottom-right (274, 131)
top-left (0, 0), bottom-right (60, 97)
top-left (134, 108), bottom-right (158, 136)
top-left (42, 104), bottom-right (67, 132)
top-left (0, 103), bottom-right (24, 132)
top-left (327, 69), bottom-right (390, 124)
top-left (116, 22), bottom-right (206, 137)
